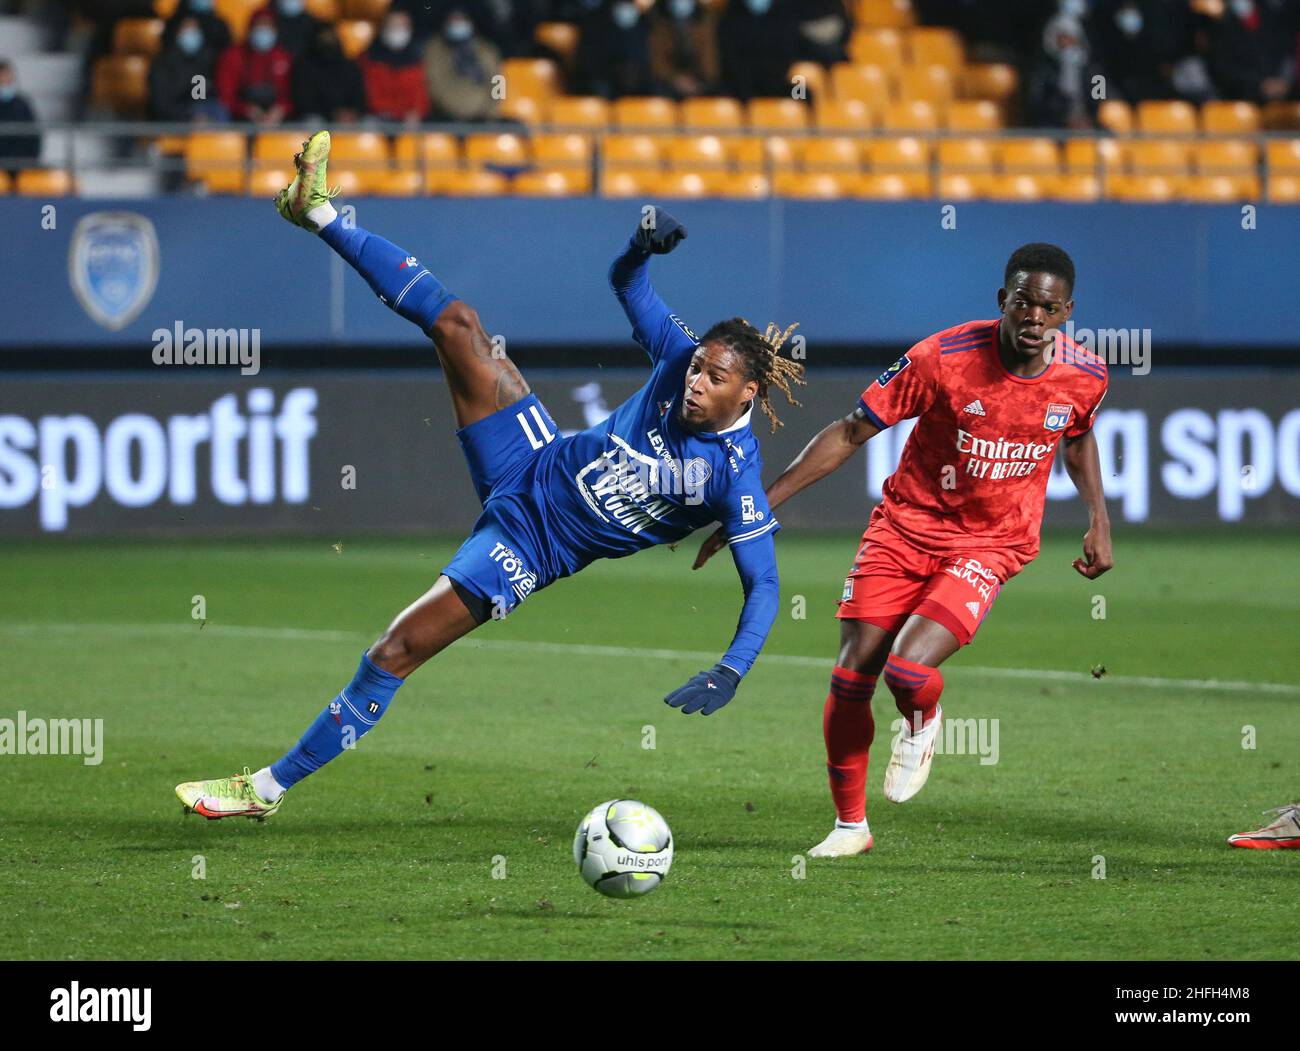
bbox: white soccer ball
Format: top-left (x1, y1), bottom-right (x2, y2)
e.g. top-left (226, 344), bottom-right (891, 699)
top-left (573, 799), bottom-right (674, 898)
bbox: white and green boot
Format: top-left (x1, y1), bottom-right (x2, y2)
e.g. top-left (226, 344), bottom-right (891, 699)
top-left (274, 129), bottom-right (340, 232)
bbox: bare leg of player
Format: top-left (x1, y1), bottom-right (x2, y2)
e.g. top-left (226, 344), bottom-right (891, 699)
top-left (427, 300), bottom-right (531, 429)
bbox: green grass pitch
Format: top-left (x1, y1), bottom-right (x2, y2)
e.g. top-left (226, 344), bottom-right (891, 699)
top-left (0, 529), bottom-right (1296, 960)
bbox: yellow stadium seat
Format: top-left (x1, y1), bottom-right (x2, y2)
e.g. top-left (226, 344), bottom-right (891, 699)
top-left (252, 130), bottom-right (312, 169)
top-left (1184, 174), bottom-right (1259, 202)
top-left (15, 168), bottom-right (75, 197)
top-left (514, 169), bottom-right (591, 196)
top-left (773, 171), bottom-right (852, 199)
top-left (1128, 139), bottom-right (1190, 176)
top-left (534, 21), bottom-right (580, 68)
top-left (394, 132), bottom-right (460, 170)
top-left (532, 133), bottom-right (592, 169)
top-left (802, 136), bottom-right (862, 172)
top-left (1108, 174), bottom-right (1179, 202)
top-left (748, 97), bottom-right (811, 132)
top-left (907, 27), bottom-right (963, 69)
top-left (113, 18), bottom-right (164, 57)
top-left (960, 63), bottom-right (1017, 103)
top-left (603, 134), bottom-right (661, 169)
top-left (936, 173), bottom-right (983, 199)
top-left (343, 0), bottom-right (393, 19)
top-left (612, 96), bottom-right (678, 129)
top-left (336, 20), bottom-right (374, 60)
top-left (1064, 137), bottom-right (1123, 173)
top-left (728, 136), bottom-right (764, 172)
top-left (186, 130), bottom-right (247, 194)
top-left (847, 28), bottom-right (904, 70)
top-left (857, 172), bottom-right (918, 199)
top-left (1201, 100), bottom-right (1260, 135)
top-left (817, 98), bottom-right (874, 131)
top-left (464, 132), bottom-right (530, 169)
top-left (681, 96), bottom-right (744, 130)
top-left (867, 135), bottom-right (929, 172)
top-left (0, 170), bottom-right (11, 195)
top-left (549, 96), bottom-right (610, 129)
top-left (498, 94), bottom-right (544, 124)
top-left (1262, 101), bottom-right (1300, 130)
top-left (762, 135), bottom-right (800, 172)
top-left (432, 170), bottom-right (509, 196)
top-left (1000, 137), bottom-right (1059, 174)
top-left (715, 173), bottom-right (770, 199)
top-left (937, 137), bottom-right (995, 175)
top-left (855, 0), bottom-right (914, 29)
top-left (894, 65), bottom-right (954, 104)
top-left (369, 170), bottom-right (422, 197)
top-left (1265, 138), bottom-right (1300, 173)
top-left (1194, 140), bottom-right (1257, 174)
top-left (787, 62), bottom-right (827, 103)
top-left (654, 170), bottom-right (718, 198)
top-left (305, 1), bottom-right (340, 21)
top-left (215, 0), bottom-right (263, 42)
top-left (945, 99), bottom-right (1001, 131)
top-left (1266, 173), bottom-right (1300, 203)
top-left (879, 99), bottom-right (938, 131)
top-left (1052, 173), bottom-right (1101, 202)
top-left (92, 55), bottom-right (149, 116)
top-left (325, 170), bottom-right (364, 197)
top-left (600, 168), bottom-right (656, 197)
top-left (830, 63), bottom-right (889, 105)
top-left (247, 168), bottom-right (290, 197)
top-left (154, 0), bottom-right (180, 15)
top-left (1097, 99), bottom-right (1133, 134)
top-left (500, 58), bottom-right (560, 102)
top-left (986, 173), bottom-right (1048, 201)
top-left (667, 135), bottom-right (729, 171)
top-left (330, 131), bottom-right (389, 171)
top-left (1136, 100), bottom-right (1197, 134)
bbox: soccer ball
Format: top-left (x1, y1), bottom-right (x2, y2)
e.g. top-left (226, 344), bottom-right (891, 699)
top-left (573, 799), bottom-right (673, 898)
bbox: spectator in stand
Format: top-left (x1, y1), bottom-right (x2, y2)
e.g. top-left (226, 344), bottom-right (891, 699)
top-left (1027, 12), bottom-right (1100, 128)
top-left (1094, 0), bottom-right (1191, 102)
top-left (392, 0), bottom-right (450, 46)
top-left (649, 0), bottom-right (720, 100)
top-left (424, 6), bottom-right (501, 120)
top-left (0, 60), bottom-right (40, 174)
top-left (474, 0), bottom-right (544, 59)
top-left (293, 22), bottom-right (368, 124)
top-left (577, 0), bottom-right (655, 99)
top-left (363, 9), bottom-right (430, 124)
top-left (791, 0), bottom-right (849, 67)
top-left (161, 0), bottom-right (232, 55)
top-left (1202, 0), bottom-right (1292, 102)
top-left (718, 0), bottom-right (798, 102)
top-left (216, 10), bottom-right (294, 123)
top-left (255, 0), bottom-right (327, 60)
top-left (149, 14), bottom-right (225, 122)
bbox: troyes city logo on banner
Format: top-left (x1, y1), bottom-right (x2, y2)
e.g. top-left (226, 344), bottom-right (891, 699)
top-left (68, 211), bottom-right (160, 331)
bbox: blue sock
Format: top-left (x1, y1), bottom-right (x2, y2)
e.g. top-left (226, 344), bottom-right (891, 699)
top-left (317, 219), bottom-right (456, 332)
top-left (270, 651), bottom-right (404, 790)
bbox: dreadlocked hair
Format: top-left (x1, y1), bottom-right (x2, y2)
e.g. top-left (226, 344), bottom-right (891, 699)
top-left (700, 317), bottom-right (806, 433)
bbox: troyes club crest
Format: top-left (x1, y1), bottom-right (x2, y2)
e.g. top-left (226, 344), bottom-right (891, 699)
top-left (68, 211), bottom-right (160, 331)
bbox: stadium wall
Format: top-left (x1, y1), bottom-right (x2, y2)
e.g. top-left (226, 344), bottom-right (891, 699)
top-left (2, 369), bottom-right (1297, 536)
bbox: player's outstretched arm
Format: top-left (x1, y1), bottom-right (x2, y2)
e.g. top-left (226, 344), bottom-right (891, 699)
top-left (1063, 429), bottom-right (1113, 578)
top-left (666, 532), bottom-right (779, 715)
top-left (692, 409), bottom-right (880, 569)
top-left (608, 206), bottom-right (693, 363)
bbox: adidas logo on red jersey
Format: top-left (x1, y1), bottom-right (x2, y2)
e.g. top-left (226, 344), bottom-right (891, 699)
top-left (962, 399), bottom-right (987, 416)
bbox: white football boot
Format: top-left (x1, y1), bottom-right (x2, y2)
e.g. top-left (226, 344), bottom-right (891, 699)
top-left (883, 704), bottom-right (943, 803)
top-left (808, 821), bottom-right (874, 857)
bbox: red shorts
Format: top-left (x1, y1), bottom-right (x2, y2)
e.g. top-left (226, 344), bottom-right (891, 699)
top-left (835, 517), bottom-right (1004, 646)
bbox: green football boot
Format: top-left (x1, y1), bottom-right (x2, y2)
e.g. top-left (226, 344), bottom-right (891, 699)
top-left (273, 129), bottom-right (339, 232)
top-left (176, 767), bottom-right (283, 821)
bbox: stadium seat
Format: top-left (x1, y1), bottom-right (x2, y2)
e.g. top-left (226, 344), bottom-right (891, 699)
top-left (985, 173), bottom-right (1048, 202)
top-left (907, 27), bottom-right (963, 69)
top-left (1097, 100), bottom-right (1134, 134)
top-left (91, 55), bottom-right (149, 116)
top-left (936, 173), bottom-right (983, 200)
top-left (1262, 101), bottom-right (1300, 130)
top-left (431, 170), bottom-right (509, 196)
top-left (185, 130), bottom-right (247, 194)
top-left (215, 0), bottom-right (263, 42)
top-left (855, 0), bottom-right (915, 29)
top-left (1064, 137), bottom-right (1124, 173)
top-left (1000, 137), bottom-right (1060, 174)
top-left (600, 169), bottom-right (657, 197)
top-left (773, 171), bottom-right (851, 199)
top-left (15, 169), bottom-right (75, 197)
top-left (959, 63), bottom-right (1017, 103)
top-left (0, 170), bottom-right (10, 194)
top-left (330, 131), bottom-right (390, 191)
top-left (945, 99), bottom-right (1001, 131)
top-left (857, 172), bottom-right (917, 199)
top-left (937, 137), bottom-right (995, 176)
top-left (548, 96), bottom-right (609, 129)
top-left (336, 20), bottom-right (374, 60)
top-left (500, 58), bottom-right (560, 102)
top-left (1266, 173), bottom-right (1300, 203)
top-left (1201, 100), bottom-right (1260, 135)
top-left (667, 135), bottom-right (728, 171)
top-left (1194, 140), bottom-right (1258, 175)
top-left (816, 98), bottom-right (874, 131)
top-left (1127, 139), bottom-right (1191, 176)
top-left (343, 0), bottom-right (393, 19)
top-left (325, 170), bottom-right (364, 197)
top-left (368, 170), bottom-right (422, 197)
top-left (534, 22), bottom-right (580, 68)
top-left (762, 135), bottom-right (800, 172)
top-left (894, 65), bottom-right (954, 104)
top-left (715, 173), bottom-right (770, 199)
top-left (865, 136), bottom-right (930, 194)
top-left (154, 0), bottom-right (180, 14)
top-left (498, 94), bottom-right (544, 124)
top-left (654, 170), bottom-right (718, 198)
top-left (1107, 174), bottom-right (1179, 202)
top-left (513, 169), bottom-right (590, 196)
top-left (787, 62), bottom-right (827, 103)
top-left (613, 96), bottom-right (678, 129)
top-left (253, 130), bottom-right (312, 170)
top-left (748, 97), bottom-right (811, 132)
top-left (305, 0), bottom-right (340, 21)
top-left (1186, 173), bottom-right (1260, 202)
top-left (728, 136), bottom-right (765, 172)
top-left (532, 133), bottom-right (591, 170)
top-left (1265, 138), bottom-right (1300, 173)
top-left (681, 97), bottom-right (744, 131)
top-left (602, 133), bottom-right (661, 169)
top-left (879, 99), bottom-right (939, 131)
top-left (829, 63), bottom-right (889, 105)
top-left (393, 132), bottom-right (460, 171)
top-left (113, 18), bottom-right (164, 57)
top-left (247, 168), bottom-right (291, 197)
top-left (1051, 172), bottom-right (1101, 202)
top-left (847, 28), bottom-right (904, 70)
top-left (1136, 100), bottom-right (1197, 135)
top-left (802, 136), bottom-right (862, 173)
top-left (464, 133), bottom-right (530, 170)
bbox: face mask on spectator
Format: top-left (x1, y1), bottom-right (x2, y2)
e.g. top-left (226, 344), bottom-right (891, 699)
top-left (383, 25), bottom-right (412, 50)
top-left (1230, 0), bottom-right (1254, 17)
top-left (745, 0), bottom-right (773, 14)
top-left (1114, 7), bottom-right (1142, 36)
top-left (0, 85), bottom-right (15, 103)
top-left (188, 0), bottom-right (213, 11)
top-left (1060, 0), bottom-right (1086, 17)
top-left (445, 17), bottom-right (473, 42)
top-left (611, 2), bottom-right (640, 29)
top-left (668, 0), bottom-right (696, 18)
top-left (278, 0), bottom-right (305, 16)
top-left (178, 28), bottom-right (204, 54)
top-left (250, 25), bottom-right (277, 51)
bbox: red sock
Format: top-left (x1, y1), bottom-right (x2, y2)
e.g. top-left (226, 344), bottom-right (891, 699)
top-left (883, 654), bottom-right (944, 731)
top-left (823, 665), bottom-right (877, 823)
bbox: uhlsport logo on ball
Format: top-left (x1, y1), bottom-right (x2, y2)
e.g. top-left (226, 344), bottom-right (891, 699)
top-left (573, 799), bottom-right (673, 898)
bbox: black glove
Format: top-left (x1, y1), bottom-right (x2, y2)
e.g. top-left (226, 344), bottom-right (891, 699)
top-left (664, 663), bottom-right (740, 716)
top-left (634, 205), bottom-right (688, 255)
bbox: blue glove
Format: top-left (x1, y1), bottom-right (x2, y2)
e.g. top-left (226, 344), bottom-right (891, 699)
top-left (634, 205), bottom-right (688, 255)
top-left (664, 664), bottom-right (740, 716)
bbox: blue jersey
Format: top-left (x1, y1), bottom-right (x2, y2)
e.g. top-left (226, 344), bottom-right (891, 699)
top-left (444, 238), bottom-right (782, 677)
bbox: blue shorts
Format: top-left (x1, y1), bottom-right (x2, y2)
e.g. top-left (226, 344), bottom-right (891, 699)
top-left (442, 393), bottom-right (560, 621)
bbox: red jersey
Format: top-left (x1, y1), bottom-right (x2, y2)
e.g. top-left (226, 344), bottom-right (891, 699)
top-left (858, 319), bottom-right (1107, 577)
